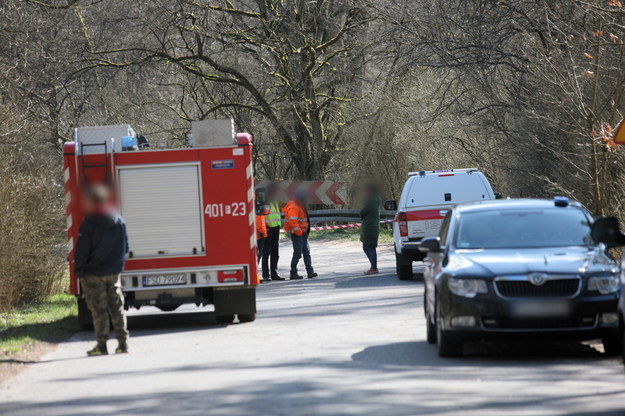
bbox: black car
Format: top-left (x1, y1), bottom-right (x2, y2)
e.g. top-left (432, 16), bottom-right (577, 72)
top-left (421, 197), bottom-right (621, 357)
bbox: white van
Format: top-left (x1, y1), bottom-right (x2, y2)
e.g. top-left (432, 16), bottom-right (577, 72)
top-left (386, 169), bottom-right (496, 280)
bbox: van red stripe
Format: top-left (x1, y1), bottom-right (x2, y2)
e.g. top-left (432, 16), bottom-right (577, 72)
top-left (406, 210), bottom-right (446, 221)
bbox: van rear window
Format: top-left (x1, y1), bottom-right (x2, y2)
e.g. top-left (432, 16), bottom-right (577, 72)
top-left (406, 174), bottom-right (490, 206)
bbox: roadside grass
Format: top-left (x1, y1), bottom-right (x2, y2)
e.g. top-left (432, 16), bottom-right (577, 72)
top-left (307, 227), bottom-right (394, 244)
top-left (0, 294), bottom-right (77, 358)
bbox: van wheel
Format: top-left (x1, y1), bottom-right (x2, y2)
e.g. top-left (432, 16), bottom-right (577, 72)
top-left (397, 261), bottom-right (413, 281)
top-left (395, 250), bottom-right (413, 280)
top-left (397, 265), bottom-right (413, 280)
top-left (77, 297), bottom-right (93, 330)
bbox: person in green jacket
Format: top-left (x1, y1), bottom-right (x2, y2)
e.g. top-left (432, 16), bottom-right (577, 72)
top-left (359, 183), bottom-right (381, 275)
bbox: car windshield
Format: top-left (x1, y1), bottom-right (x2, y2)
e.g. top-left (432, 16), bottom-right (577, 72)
top-left (455, 208), bottom-right (593, 249)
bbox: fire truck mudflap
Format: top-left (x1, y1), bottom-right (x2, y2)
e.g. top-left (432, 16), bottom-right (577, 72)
top-left (64, 122), bottom-right (259, 327)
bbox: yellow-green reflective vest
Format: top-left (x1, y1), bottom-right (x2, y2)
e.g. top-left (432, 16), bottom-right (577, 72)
top-left (265, 201), bottom-right (282, 227)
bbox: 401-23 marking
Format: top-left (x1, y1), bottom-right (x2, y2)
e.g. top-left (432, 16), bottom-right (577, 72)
top-left (205, 202), bottom-right (247, 218)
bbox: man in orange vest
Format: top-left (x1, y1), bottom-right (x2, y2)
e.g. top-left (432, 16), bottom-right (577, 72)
top-left (282, 190), bottom-right (317, 280)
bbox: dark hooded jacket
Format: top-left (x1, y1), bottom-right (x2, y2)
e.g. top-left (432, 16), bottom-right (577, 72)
top-left (74, 211), bottom-right (129, 278)
top-left (360, 194), bottom-right (381, 248)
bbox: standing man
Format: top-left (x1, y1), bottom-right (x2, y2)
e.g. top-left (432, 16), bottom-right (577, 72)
top-left (74, 184), bottom-right (130, 356)
top-left (282, 189), bottom-right (318, 280)
top-left (262, 183), bottom-right (285, 281)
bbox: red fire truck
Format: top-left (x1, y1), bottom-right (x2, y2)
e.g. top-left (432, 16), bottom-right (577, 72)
top-left (64, 122), bottom-right (258, 328)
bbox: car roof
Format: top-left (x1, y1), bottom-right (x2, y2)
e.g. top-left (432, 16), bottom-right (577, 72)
top-left (453, 198), bottom-right (585, 213)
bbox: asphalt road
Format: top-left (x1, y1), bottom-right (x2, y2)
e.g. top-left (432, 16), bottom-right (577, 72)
top-left (1, 240), bottom-right (625, 416)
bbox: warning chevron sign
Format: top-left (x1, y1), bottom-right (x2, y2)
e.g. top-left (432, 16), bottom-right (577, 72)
top-left (256, 180), bottom-right (348, 205)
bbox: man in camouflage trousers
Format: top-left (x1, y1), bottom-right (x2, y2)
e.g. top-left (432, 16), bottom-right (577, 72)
top-left (75, 185), bottom-right (129, 356)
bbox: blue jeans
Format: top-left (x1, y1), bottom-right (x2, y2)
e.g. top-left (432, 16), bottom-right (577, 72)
top-left (363, 244), bottom-right (377, 270)
top-left (290, 233), bottom-right (314, 276)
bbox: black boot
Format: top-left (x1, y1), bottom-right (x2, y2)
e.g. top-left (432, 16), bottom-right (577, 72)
top-left (115, 340), bottom-right (129, 354)
top-left (87, 343), bottom-right (108, 356)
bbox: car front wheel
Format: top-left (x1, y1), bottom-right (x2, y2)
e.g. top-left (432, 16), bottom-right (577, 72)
top-left (425, 288), bottom-right (436, 344)
top-left (602, 335), bottom-right (621, 356)
top-left (436, 302), bottom-right (463, 357)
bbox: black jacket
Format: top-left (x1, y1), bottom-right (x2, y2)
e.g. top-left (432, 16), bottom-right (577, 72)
top-left (74, 212), bottom-right (129, 278)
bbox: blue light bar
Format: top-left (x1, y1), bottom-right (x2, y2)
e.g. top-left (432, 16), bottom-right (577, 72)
top-left (553, 196), bottom-right (569, 207)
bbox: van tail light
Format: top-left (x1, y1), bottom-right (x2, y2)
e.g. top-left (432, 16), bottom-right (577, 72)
top-left (396, 212), bottom-right (408, 237)
top-left (218, 270), bottom-right (244, 283)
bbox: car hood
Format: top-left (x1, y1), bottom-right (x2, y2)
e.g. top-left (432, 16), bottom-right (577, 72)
top-left (448, 246), bottom-right (617, 278)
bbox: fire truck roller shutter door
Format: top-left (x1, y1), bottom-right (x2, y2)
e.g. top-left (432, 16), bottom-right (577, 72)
top-left (118, 164), bottom-right (204, 257)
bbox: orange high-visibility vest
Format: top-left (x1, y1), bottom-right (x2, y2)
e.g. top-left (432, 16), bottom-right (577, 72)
top-left (256, 215), bottom-right (268, 239)
top-left (282, 200), bottom-right (309, 236)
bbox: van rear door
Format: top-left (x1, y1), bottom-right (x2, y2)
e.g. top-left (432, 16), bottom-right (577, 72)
top-left (404, 171), bottom-right (493, 239)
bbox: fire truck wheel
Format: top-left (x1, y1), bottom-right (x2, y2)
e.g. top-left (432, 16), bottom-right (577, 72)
top-left (238, 313), bottom-right (256, 323)
top-left (77, 297), bottom-right (93, 330)
top-left (216, 315), bottom-right (235, 325)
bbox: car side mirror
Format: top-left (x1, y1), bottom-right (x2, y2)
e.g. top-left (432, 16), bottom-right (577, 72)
top-left (494, 192), bottom-right (503, 199)
top-left (591, 217), bottom-right (625, 247)
top-left (419, 236), bottom-right (442, 253)
top-left (384, 200), bottom-right (397, 211)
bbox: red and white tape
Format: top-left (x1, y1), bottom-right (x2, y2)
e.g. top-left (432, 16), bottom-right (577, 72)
top-left (280, 219), bottom-right (393, 233)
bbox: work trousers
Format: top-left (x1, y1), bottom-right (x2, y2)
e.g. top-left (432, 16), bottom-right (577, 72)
top-left (290, 233), bottom-right (314, 276)
top-left (257, 237), bottom-right (265, 263)
top-left (81, 274), bottom-right (129, 345)
top-left (262, 226), bottom-right (281, 278)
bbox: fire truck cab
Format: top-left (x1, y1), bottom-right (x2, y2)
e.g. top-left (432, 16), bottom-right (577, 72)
top-left (64, 121), bottom-right (258, 327)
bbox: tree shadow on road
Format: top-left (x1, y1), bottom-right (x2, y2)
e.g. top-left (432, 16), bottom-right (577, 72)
top-left (334, 273), bottom-right (423, 289)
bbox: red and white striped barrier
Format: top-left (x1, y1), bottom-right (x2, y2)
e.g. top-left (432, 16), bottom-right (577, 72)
top-left (281, 219), bottom-right (393, 233)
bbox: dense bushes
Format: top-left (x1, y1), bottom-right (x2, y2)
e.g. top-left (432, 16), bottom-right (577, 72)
top-left (0, 145), bottom-right (66, 311)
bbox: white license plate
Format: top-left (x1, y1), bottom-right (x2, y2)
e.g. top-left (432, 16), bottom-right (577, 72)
top-left (424, 220), bottom-right (441, 230)
top-left (142, 274), bottom-right (187, 287)
top-left (511, 300), bottom-right (571, 318)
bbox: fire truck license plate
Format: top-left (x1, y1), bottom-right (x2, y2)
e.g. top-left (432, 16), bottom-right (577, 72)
top-left (142, 274), bottom-right (187, 287)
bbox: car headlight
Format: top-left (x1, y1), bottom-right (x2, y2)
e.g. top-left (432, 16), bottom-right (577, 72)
top-left (588, 275), bottom-right (621, 295)
top-left (447, 278), bottom-right (488, 298)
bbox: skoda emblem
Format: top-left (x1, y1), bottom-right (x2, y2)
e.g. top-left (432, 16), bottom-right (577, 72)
top-left (529, 273), bottom-right (547, 286)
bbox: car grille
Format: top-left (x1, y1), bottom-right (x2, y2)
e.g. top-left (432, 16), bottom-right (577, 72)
top-left (495, 278), bottom-right (580, 298)
top-left (482, 316), bottom-right (597, 330)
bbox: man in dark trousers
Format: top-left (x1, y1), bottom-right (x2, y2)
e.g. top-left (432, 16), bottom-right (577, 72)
top-left (282, 189), bottom-right (318, 280)
top-left (262, 183), bottom-right (285, 281)
top-left (74, 184), bottom-right (129, 356)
